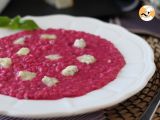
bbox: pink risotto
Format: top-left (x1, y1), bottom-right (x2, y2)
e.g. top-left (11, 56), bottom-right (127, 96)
top-left (0, 29), bottom-right (125, 100)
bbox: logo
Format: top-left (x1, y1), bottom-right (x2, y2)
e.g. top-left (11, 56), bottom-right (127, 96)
top-left (139, 5), bottom-right (155, 21)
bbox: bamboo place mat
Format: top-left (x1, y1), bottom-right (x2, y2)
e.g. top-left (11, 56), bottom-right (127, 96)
top-left (104, 36), bottom-right (160, 120)
top-left (0, 36), bottom-right (159, 120)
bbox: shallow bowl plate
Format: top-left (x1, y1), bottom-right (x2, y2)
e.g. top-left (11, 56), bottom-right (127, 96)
top-left (0, 15), bottom-right (156, 118)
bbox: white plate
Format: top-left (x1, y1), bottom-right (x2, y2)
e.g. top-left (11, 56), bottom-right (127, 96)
top-left (0, 15), bottom-right (156, 118)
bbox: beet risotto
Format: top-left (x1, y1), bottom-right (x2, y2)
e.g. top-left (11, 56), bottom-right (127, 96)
top-left (0, 29), bottom-right (125, 100)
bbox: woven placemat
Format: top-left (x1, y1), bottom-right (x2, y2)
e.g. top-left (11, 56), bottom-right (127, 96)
top-left (104, 36), bottom-right (160, 120)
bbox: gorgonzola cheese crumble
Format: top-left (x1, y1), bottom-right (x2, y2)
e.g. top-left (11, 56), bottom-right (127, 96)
top-left (61, 65), bottom-right (78, 76)
top-left (0, 58), bottom-right (12, 68)
top-left (13, 37), bottom-right (25, 45)
top-left (77, 54), bottom-right (96, 64)
top-left (42, 76), bottom-right (59, 87)
top-left (18, 71), bottom-right (36, 81)
top-left (45, 54), bottom-right (62, 61)
top-left (41, 34), bottom-right (57, 40)
top-left (73, 38), bottom-right (86, 48)
top-left (16, 47), bottom-right (30, 56)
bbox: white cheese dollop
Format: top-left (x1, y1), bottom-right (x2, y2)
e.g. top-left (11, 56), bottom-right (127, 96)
top-left (77, 54), bottom-right (96, 64)
top-left (45, 54), bottom-right (62, 61)
top-left (61, 65), bottom-right (78, 76)
top-left (16, 47), bottom-right (30, 56)
top-left (13, 37), bottom-right (25, 45)
top-left (41, 34), bottom-right (57, 40)
top-left (0, 58), bottom-right (12, 68)
top-left (42, 76), bottom-right (59, 87)
top-left (73, 38), bottom-right (86, 48)
top-left (18, 71), bottom-right (36, 81)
